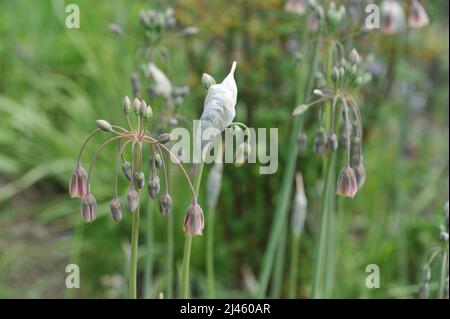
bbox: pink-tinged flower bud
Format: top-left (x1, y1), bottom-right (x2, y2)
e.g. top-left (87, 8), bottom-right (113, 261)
top-left (297, 132), bottom-right (308, 153)
top-left (81, 193), bottom-right (97, 223)
top-left (381, 0), bottom-right (406, 34)
top-left (158, 133), bottom-right (171, 144)
top-left (134, 172), bottom-right (145, 189)
top-left (69, 162), bottom-right (88, 199)
top-left (122, 161), bottom-right (133, 182)
top-left (408, 0), bottom-right (429, 29)
top-left (133, 98), bottom-right (142, 114)
top-left (96, 119), bottom-right (113, 132)
top-left (123, 96), bottom-right (132, 114)
top-left (313, 130), bottom-right (327, 156)
top-left (183, 201), bottom-right (205, 236)
top-left (159, 192), bottom-right (172, 215)
top-left (336, 166), bottom-right (358, 198)
top-left (148, 174), bottom-right (160, 199)
top-left (284, 0), bottom-right (306, 15)
top-left (127, 187), bottom-right (140, 213)
top-left (110, 197), bottom-right (123, 222)
top-left (352, 161), bottom-right (366, 189)
top-left (327, 133), bottom-right (338, 152)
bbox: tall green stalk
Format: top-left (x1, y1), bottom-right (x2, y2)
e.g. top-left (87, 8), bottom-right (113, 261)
top-left (288, 232), bottom-right (301, 298)
top-left (257, 22), bottom-right (321, 299)
top-left (438, 251), bottom-right (448, 299)
top-left (143, 199), bottom-right (155, 298)
top-left (181, 161), bottom-right (205, 298)
top-left (206, 206), bottom-right (216, 298)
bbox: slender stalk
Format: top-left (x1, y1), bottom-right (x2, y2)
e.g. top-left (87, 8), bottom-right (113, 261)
top-left (181, 161), bottom-right (205, 298)
top-left (271, 225), bottom-right (287, 298)
top-left (257, 19), bottom-right (320, 299)
top-left (129, 143), bottom-right (142, 299)
top-left (206, 207), bottom-right (216, 298)
top-left (288, 233), bottom-right (301, 298)
top-left (167, 163), bottom-right (174, 299)
top-left (143, 198), bottom-right (155, 298)
top-left (438, 251), bottom-right (448, 299)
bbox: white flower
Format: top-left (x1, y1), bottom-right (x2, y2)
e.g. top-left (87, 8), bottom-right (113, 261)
top-left (284, 0), bottom-right (307, 15)
top-left (199, 61), bottom-right (238, 148)
top-left (381, 0), bottom-right (406, 34)
top-left (148, 63), bottom-right (173, 99)
top-left (408, 0), bottom-right (429, 29)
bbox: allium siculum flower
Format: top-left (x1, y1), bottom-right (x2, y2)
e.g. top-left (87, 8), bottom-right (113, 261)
top-left (81, 193), bottom-right (97, 223)
top-left (381, 0), bottom-right (406, 34)
top-left (408, 0), bottom-right (429, 29)
top-left (336, 166), bottom-right (358, 198)
top-left (159, 192), bottom-right (173, 215)
top-left (183, 201), bottom-right (205, 236)
top-left (69, 161), bottom-right (88, 199)
top-left (110, 197), bottom-right (124, 222)
top-left (127, 187), bottom-right (140, 213)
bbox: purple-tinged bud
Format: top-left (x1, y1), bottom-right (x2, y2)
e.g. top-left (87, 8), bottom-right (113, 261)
top-left (297, 132), bottom-right (308, 153)
top-left (352, 161), bottom-right (366, 189)
top-left (96, 119), bottom-right (113, 132)
top-left (81, 193), bottom-right (97, 223)
top-left (148, 175), bottom-right (160, 199)
top-left (110, 197), bottom-right (124, 222)
top-left (408, 0), bottom-right (429, 29)
top-left (122, 161), bottom-right (133, 182)
top-left (69, 162), bottom-right (88, 199)
top-left (133, 98), bottom-right (142, 114)
top-left (183, 201), bottom-right (205, 236)
top-left (158, 133), bottom-right (171, 144)
top-left (327, 133), bottom-right (338, 152)
top-left (138, 100), bottom-right (147, 117)
top-left (126, 187), bottom-right (140, 213)
top-left (134, 172), bottom-right (145, 189)
top-left (313, 130), bottom-right (327, 156)
top-left (381, 0), bottom-right (406, 34)
top-left (159, 192), bottom-right (173, 215)
top-left (336, 165), bottom-right (358, 198)
top-left (123, 96), bottom-right (132, 114)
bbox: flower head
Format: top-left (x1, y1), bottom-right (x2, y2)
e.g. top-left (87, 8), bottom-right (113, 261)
top-left (183, 201), bottom-right (205, 236)
top-left (408, 0), bottom-right (429, 29)
top-left (69, 161), bottom-right (88, 199)
top-left (381, 0), bottom-right (406, 34)
top-left (81, 193), bottom-right (97, 223)
top-left (336, 166), bottom-right (358, 198)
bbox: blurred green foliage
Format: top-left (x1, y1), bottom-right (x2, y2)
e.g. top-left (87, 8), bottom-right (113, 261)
top-left (0, 0), bottom-right (448, 298)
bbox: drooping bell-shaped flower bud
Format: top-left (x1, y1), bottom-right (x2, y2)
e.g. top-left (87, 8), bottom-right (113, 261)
top-left (327, 133), bottom-right (338, 151)
top-left (110, 197), bottom-right (124, 222)
top-left (159, 192), bottom-right (173, 215)
top-left (123, 96), bottom-right (132, 114)
top-left (381, 0), bottom-right (406, 34)
top-left (352, 160), bottom-right (366, 189)
top-left (201, 73), bottom-right (216, 89)
top-left (183, 201), bottom-right (205, 236)
top-left (313, 130), bottom-right (327, 156)
top-left (148, 174), bottom-right (160, 199)
top-left (297, 132), bottom-right (308, 153)
top-left (81, 193), bottom-right (97, 223)
top-left (96, 119), bottom-right (113, 132)
top-left (408, 0), bottom-right (429, 29)
top-left (336, 166), bottom-right (358, 198)
top-left (284, 0), bottom-right (307, 15)
top-left (126, 187), bottom-right (140, 213)
top-left (152, 153), bottom-right (163, 169)
top-left (69, 161), bottom-right (88, 199)
top-left (134, 172), bottom-right (145, 189)
top-left (158, 133), bottom-right (171, 144)
top-left (122, 160), bottom-right (133, 182)
top-left (199, 61), bottom-right (238, 149)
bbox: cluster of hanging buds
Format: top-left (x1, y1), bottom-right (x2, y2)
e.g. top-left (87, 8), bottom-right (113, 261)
top-left (69, 96), bottom-right (202, 234)
top-left (381, 0), bottom-right (429, 34)
top-left (293, 48), bottom-right (371, 198)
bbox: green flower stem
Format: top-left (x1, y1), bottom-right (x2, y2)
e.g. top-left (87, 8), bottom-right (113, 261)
top-left (206, 206), bottom-right (216, 298)
top-left (181, 161), bottom-right (205, 298)
top-left (270, 223), bottom-right (287, 298)
top-left (129, 143), bottom-right (142, 299)
top-left (143, 198), bottom-right (155, 298)
top-left (438, 251), bottom-right (448, 299)
top-left (167, 190), bottom-right (174, 299)
top-left (257, 22), bottom-right (320, 299)
top-left (288, 233), bottom-right (301, 298)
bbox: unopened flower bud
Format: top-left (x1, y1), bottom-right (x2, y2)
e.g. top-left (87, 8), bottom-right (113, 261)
top-left (96, 119), bottom-right (113, 132)
top-left (69, 161), bottom-right (88, 199)
top-left (408, 0), bottom-right (429, 29)
top-left (133, 98), bottom-right (142, 114)
top-left (123, 96), bottom-right (132, 114)
top-left (297, 132), bottom-right (308, 153)
top-left (159, 192), bottom-right (173, 215)
top-left (149, 153), bottom-right (163, 169)
top-left (144, 106), bottom-right (153, 120)
top-left (349, 48), bottom-right (360, 64)
top-left (352, 160), bottom-right (366, 189)
top-left (139, 100), bottom-right (147, 117)
top-left (81, 193), bottom-right (97, 223)
top-left (127, 187), bottom-right (140, 213)
top-left (183, 201), bottom-right (205, 236)
top-left (110, 197), bottom-right (123, 222)
top-left (122, 161), bottom-right (133, 182)
top-left (331, 67), bottom-right (340, 84)
top-left (313, 130), bottom-right (327, 156)
top-left (313, 89), bottom-right (325, 98)
top-left (336, 165), bottom-right (358, 198)
top-left (148, 174), bottom-right (160, 199)
top-left (134, 172), bottom-right (145, 189)
top-left (158, 133), bottom-right (171, 144)
top-left (201, 73), bottom-right (216, 89)
top-left (327, 133), bottom-right (338, 151)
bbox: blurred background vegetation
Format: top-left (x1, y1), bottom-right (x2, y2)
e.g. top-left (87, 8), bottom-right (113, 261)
top-left (0, 0), bottom-right (448, 298)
